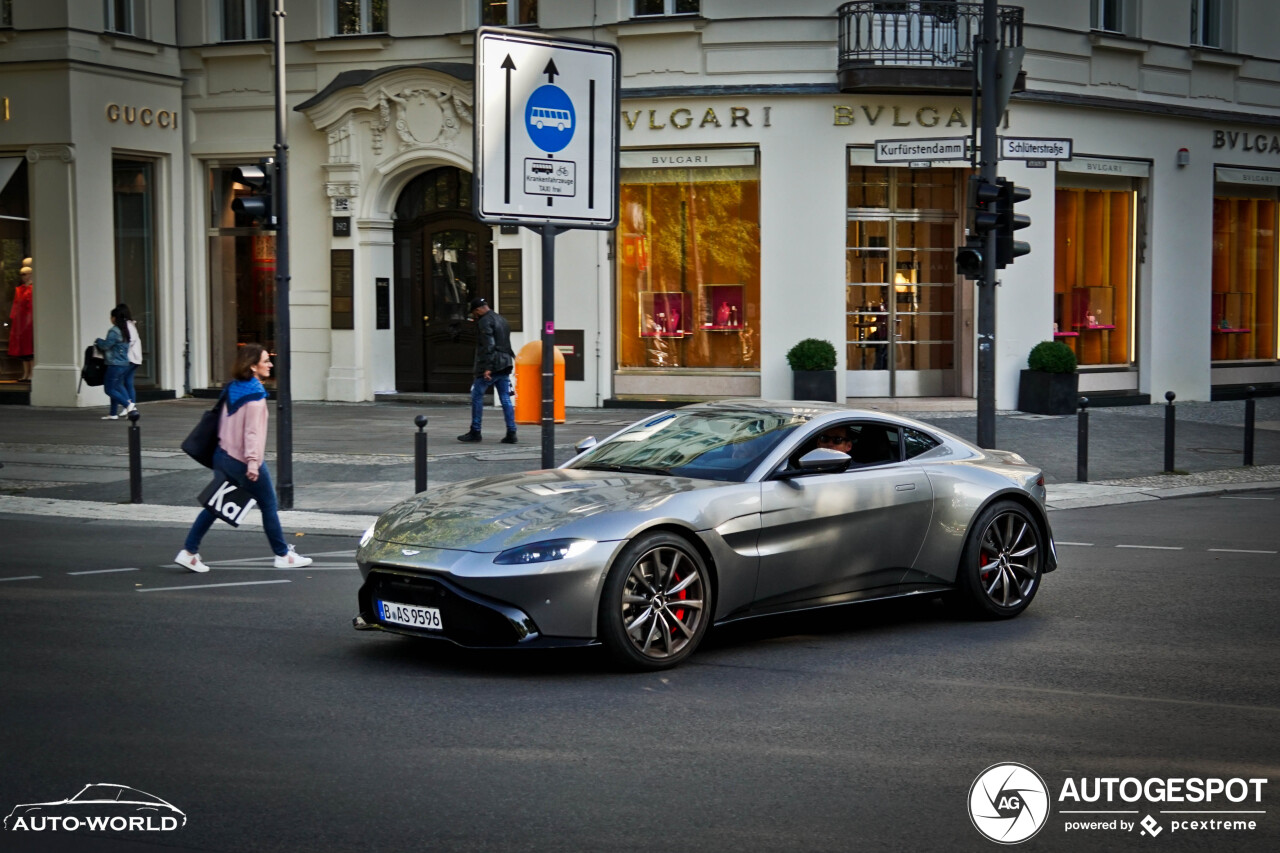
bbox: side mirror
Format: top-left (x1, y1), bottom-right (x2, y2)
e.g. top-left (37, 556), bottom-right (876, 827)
top-left (776, 447), bottom-right (849, 479)
top-left (574, 436), bottom-right (598, 454)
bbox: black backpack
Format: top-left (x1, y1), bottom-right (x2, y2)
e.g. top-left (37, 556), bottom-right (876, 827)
top-left (79, 345), bottom-right (107, 390)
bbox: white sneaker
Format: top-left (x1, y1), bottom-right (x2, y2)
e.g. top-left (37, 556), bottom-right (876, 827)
top-left (102, 415), bottom-right (119, 420)
top-left (274, 546), bottom-right (313, 569)
top-left (175, 549), bottom-right (209, 573)
top-left (125, 402), bottom-right (137, 414)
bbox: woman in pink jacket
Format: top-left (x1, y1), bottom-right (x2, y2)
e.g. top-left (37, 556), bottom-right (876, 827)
top-left (175, 343), bottom-right (311, 573)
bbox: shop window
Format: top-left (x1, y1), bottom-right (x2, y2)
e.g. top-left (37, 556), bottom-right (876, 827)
top-left (633, 0), bottom-right (699, 17)
top-left (617, 154), bottom-right (760, 370)
top-left (1211, 193), bottom-right (1277, 362)
top-left (1053, 186), bottom-right (1136, 367)
top-left (208, 166), bottom-right (276, 387)
top-left (113, 159), bottom-right (159, 390)
top-left (482, 0), bottom-right (537, 26)
top-left (0, 157), bottom-right (30, 383)
top-left (336, 0), bottom-right (386, 35)
top-left (1, 1), bottom-right (12, 28)
top-left (223, 0), bottom-right (271, 41)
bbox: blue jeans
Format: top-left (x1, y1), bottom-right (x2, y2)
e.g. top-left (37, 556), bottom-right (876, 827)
top-left (184, 448), bottom-right (288, 557)
top-left (122, 363), bottom-right (137, 409)
top-left (469, 371), bottom-right (516, 433)
top-left (104, 365), bottom-right (131, 415)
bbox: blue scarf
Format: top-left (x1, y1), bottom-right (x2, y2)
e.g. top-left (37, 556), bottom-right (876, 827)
top-left (225, 377), bottom-right (267, 415)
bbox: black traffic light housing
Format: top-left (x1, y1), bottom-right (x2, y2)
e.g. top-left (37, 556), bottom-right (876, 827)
top-left (956, 238), bottom-right (984, 279)
top-left (995, 178), bottom-right (1031, 268)
top-left (231, 159), bottom-right (276, 229)
top-left (956, 176), bottom-right (1001, 280)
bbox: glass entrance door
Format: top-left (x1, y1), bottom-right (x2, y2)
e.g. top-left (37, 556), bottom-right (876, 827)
top-left (846, 166), bottom-right (961, 397)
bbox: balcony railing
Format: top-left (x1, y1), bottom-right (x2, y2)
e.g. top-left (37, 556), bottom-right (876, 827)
top-left (837, 1), bottom-right (1024, 91)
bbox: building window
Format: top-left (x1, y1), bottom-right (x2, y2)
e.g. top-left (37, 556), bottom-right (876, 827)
top-left (224, 0), bottom-right (271, 41)
top-left (633, 0), bottom-right (700, 17)
top-left (1211, 188), bottom-right (1277, 363)
top-left (1090, 0), bottom-right (1126, 34)
top-left (208, 165), bottom-right (277, 388)
top-left (113, 159), bottom-right (160, 389)
top-left (1192, 0), bottom-right (1231, 49)
top-left (617, 150), bottom-right (760, 370)
top-left (105, 0), bottom-right (135, 35)
top-left (336, 0), bottom-right (386, 35)
top-left (0, 157), bottom-right (31, 382)
top-left (1053, 184), bottom-right (1137, 367)
top-left (481, 1), bottom-right (537, 27)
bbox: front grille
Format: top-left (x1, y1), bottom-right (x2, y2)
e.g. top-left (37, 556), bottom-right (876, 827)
top-left (360, 569), bottom-right (534, 647)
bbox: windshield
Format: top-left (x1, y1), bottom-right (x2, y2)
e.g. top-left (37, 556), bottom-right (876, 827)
top-left (566, 409), bottom-right (808, 482)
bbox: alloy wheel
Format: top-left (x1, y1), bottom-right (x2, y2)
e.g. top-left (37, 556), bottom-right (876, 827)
top-left (618, 545), bottom-right (707, 661)
top-left (977, 510), bottom-right (1041, 609)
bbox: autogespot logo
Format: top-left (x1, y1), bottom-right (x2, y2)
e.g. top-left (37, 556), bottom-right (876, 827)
top-left (969, 763), bottom-right (1051, 844)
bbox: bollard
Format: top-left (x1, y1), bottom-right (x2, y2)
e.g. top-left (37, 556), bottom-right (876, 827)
top-left (1076, 397), bottom-right (1090, 482)
top-left (414, 414), bottom-right (429, 494)
top-left (1163, 391), bottom-right (1176, 473)
top-left (127, 409), bottom-right (143, 504)
top-left (1244, 386), bottom-right (1256, 467)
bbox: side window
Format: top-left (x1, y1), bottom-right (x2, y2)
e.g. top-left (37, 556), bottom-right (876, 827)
top-left (903, 427), bottom-right (939, 459)
top-left (483, 0), bottom-right (538, 26)
top-left (848, 423), bottom-right (901, 466)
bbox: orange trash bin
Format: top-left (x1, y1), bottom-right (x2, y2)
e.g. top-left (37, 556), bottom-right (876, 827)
top-left (515, 341), bottom-right (565, 424)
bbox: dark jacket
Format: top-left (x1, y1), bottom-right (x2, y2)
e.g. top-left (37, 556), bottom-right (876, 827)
top-left (473, 309), bottom-right (515, 377)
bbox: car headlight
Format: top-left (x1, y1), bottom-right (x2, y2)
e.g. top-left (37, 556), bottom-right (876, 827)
top-left (494, 538), bottom-right (596, 565)
top-left (359, 524), bottom-right (376, 548)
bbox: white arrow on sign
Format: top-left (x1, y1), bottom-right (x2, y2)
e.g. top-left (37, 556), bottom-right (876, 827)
top-left (474, 27), bottom-right (619, 229)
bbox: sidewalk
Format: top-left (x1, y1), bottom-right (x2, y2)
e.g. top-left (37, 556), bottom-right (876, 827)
top-left (1, 396), bottom-right (1278, 535)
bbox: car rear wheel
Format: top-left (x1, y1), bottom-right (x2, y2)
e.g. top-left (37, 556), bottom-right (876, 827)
top-left (957, 500), bottom-right (1043, 619)
top-left (599, 532), bottom-right (712, 671)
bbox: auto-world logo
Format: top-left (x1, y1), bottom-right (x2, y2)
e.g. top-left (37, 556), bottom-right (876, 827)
top-left (969, 763), bottom-right (1051, 844)
top-left (4, 783), bottom-right (186, 833)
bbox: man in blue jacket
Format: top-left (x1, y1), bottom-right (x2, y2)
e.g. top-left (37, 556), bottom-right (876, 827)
top-left (458, 297), bottom-right (517, 444)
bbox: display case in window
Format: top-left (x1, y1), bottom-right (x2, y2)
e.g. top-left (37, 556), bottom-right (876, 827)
top-left (700, 284), bottom-right (744, 331)
top-left (1052, 292), bottom-right (1077, 337)
top-left (1211, 292), bottom-right (1252, 333)
top-left (1071, 286), bottom-right (1116, 330)
top-left (640, 291), bottom-right (690, 338)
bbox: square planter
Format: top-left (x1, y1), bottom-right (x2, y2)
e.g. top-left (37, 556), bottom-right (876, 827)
top-left (1018, 369), bottom-right (1079, 415)
top-left (793, 370), bottom-right (837, 402)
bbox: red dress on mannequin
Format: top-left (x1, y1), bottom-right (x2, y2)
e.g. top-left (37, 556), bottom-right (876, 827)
top-left (8, 281), bottom-right (33, 358)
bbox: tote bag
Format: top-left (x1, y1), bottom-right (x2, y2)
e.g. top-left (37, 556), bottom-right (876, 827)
top-left (180, 391), bottom-right (227, 468)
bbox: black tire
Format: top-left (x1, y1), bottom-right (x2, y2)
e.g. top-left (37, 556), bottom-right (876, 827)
top-left (598, 531), bottom-right (712, 671)
top-left (956, 500), bottom-right (1044, 619)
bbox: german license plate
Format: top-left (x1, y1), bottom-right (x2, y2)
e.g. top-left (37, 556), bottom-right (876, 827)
top-left (377, 599), bottom-right (443, 631)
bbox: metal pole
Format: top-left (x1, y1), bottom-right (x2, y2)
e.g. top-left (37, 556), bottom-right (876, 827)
top-left (414, 415), bottom-right (429, 494)
top-left (127, 410), bottom-right (142, 504)
top-left (1163, 391), bottom-right (1176, 473)
top-left (976, 0), bottom-right (1000, 449)
top-left (1244, 386), bottom-right (1256, 467)
top-left (273, 0), bottom-right (294, 510)
top-left (540, 225), bottom-right (561, 470)
top-left (1076, 396), bottom-right (1089, 483)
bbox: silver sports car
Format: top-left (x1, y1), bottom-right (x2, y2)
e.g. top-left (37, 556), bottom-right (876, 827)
top-left (354, 400), bottom-right (1057, 670)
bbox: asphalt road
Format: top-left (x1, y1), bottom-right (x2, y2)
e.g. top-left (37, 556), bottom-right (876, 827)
top-left (1, 493), bottom-right (1278, 853)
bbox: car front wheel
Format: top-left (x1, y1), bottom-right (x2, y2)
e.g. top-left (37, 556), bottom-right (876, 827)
top-left (599, 532), bottom-right (712, 671)
top-left (957, 500), bottom-right (1043, 619)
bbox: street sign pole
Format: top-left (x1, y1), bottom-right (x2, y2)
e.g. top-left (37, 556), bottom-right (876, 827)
top-left (539, 225), bottom-right (562, 469)
top-left (273, 0), bottom-right (293, 508)
top-left (977, 0), bottom-right (1000, 450)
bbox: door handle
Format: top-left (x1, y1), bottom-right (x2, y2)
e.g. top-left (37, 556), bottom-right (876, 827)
top-left (895, 483), bottom-right (916, 491)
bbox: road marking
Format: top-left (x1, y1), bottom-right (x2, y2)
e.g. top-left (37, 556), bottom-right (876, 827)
top-left (1207, 548), bottom-right (1278, 554)
top-left (0, 575), bottom-right (41, 582)
top-left (68, 567), bottom-right (140, 576)
top-left (137, 579), bottom-right (292, 593)
top-left (1115, 544), bottom-right (1183, 550)
top-left (1056, 541), bottom-right (1094, 546)
top-left (1220, 496), bottom-right (1275, 500)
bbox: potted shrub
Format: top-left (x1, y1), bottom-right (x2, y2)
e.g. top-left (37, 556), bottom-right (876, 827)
top-left (786, 338), bottom-right (838, 402)
top-left (1017, 340), bottom-right (1079, 415)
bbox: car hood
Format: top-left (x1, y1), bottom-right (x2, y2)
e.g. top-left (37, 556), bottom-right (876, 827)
top-left (372, 469), bottom-right (721, 551)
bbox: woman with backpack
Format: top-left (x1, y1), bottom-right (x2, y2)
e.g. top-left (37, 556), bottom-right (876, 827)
top-left (94, 305), bottom-right (136, 420)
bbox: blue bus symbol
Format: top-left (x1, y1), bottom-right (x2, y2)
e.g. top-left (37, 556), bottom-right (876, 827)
top-left (525, 85), bottom-right (575, 153)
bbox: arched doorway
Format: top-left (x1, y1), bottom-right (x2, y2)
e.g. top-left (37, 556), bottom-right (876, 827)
top-left (393, 167), bottom-right (493, 393)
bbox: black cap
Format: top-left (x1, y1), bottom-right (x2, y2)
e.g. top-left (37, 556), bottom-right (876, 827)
top-left (468, 297), bottom-right (487, 312)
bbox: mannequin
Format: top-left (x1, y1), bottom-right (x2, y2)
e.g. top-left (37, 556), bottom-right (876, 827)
top-left (8, 260), bottom-right (34, 381)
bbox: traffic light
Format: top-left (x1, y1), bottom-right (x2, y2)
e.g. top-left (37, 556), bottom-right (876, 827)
top-left (231, 158), bottom-right (276, 229)
top-left (956, 176), bottom-right (1000, 280)
top-left (996, 178), bottom-right (1031, 268)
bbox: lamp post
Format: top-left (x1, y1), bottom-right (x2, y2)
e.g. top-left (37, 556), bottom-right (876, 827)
top-left (272, 0), bottom-right (293, 509)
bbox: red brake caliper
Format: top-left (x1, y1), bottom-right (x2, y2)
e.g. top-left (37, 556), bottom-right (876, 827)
top-left (671, 570), bottom-right (687, 633)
